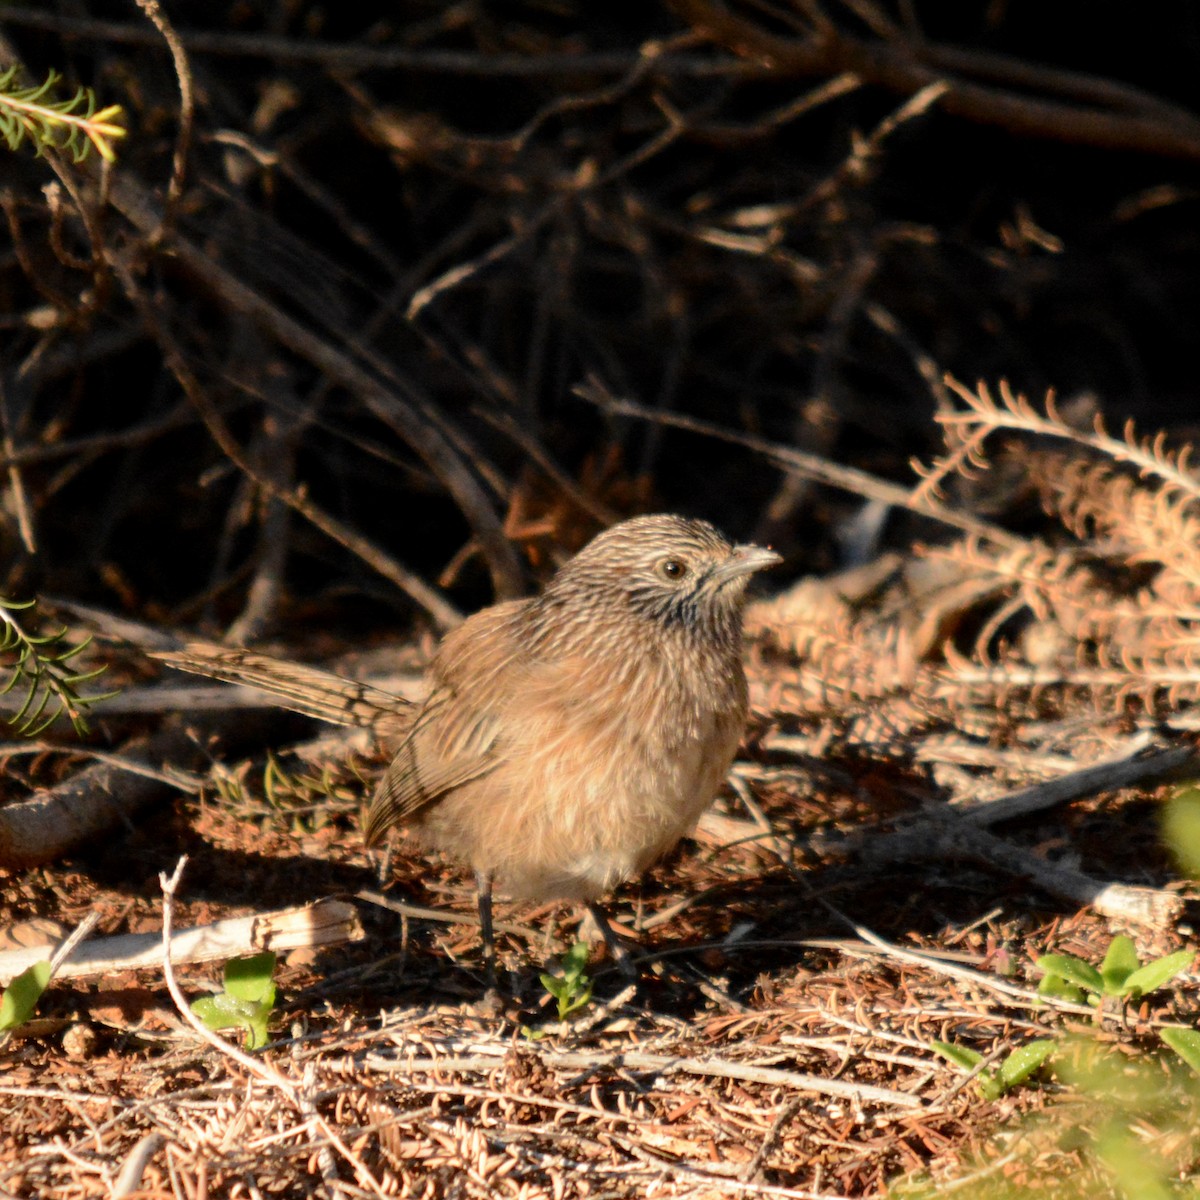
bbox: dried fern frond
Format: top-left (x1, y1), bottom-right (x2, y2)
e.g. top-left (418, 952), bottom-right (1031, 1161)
top-left (752, 595), bottom-right (957, 747)
top-left (921, 537), bottom-right (1128, 647)
top-left (908, 418), bottom-right (995, 507)
top-left (1029, 453), bottom-right (1200, 594)
top-left (770, 387), bottom-right (1200, 742)
top-left (0, 597), bottom-right (113, 735)
top-left (941, 377), bottom-right (1200, 502)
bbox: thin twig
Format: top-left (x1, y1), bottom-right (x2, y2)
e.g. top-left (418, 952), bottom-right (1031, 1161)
top-left (157, 856), bottom-right (300, 1099)
top-left (365, 1047), bottom-right (924, 1109)
top-left (576, 383), bottom-right (1026, 550)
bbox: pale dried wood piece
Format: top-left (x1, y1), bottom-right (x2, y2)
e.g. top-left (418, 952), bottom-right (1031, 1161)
top-left (767, 718), bottom-right (1192, 926)
top-left (732, 737), bottom-right (1188, 926)
top-left (0, 678), bottom-right (416, 729)
top-left (12, 680), bottom-right (409, 718)
top-left (0, 897), bottom-right (364, 984)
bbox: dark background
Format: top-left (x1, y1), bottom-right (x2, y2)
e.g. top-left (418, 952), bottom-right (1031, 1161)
top-left (3, 0), bottom-right (1200, 638)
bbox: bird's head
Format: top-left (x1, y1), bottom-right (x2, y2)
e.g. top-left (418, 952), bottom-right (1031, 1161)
top-left (535, 514), bottom-right (781, 644)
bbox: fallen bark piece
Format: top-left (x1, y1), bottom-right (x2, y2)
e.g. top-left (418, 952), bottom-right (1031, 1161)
top-left (0, 723), bottom-right (205, 869)
top-left (863, 817), bottom-right (1185, 927)
top-left (0, 897), bottom-right (365, 984)
top-left (0, 713), bottom-right (287, 869)
top-left (956, 739), bottom-right (1199, 825)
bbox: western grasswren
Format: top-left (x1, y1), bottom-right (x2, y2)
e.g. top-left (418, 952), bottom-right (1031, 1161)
top-left (158, 514), bottom-right (779, 973)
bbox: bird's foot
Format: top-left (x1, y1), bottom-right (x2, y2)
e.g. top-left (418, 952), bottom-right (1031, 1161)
top-left (581, 904), bottom-right (640, 978)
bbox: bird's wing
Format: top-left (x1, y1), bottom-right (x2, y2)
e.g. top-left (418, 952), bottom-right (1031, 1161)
top-left (361, 599), bottom-right (533, 844)
top-left (363, 684), bottom-right (502, 844)
top-left (154, 642), bottom-right (414, 733)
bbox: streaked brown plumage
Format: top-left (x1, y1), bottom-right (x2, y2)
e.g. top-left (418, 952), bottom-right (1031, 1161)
top-left (157, 514), bottom-right (779, 970)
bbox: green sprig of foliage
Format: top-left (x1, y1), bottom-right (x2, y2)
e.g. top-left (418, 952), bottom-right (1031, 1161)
top-left (0, 66), bottom-right (126, 163)
top-left (0, 596), bottom-right (112, 735)
top-left (524, 942), bottom-right (595, 1038)
top-left (262, 753), bottom-right (360, 831)
top-left (1036, 936), bottom-right (1193, 1014)
top-left (932, 1038), bottom-right (1056, 1101)
top-left (899, 1037), bottom-right (1200, 1199)
top-left (539, 941), bottom-right (594, 1021)
top-left (190, 952), bottom-right (278, 1051)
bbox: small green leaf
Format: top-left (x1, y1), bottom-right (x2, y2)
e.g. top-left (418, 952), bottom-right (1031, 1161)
top-left (1037, 972), bottom-right (1085, 1003)
top-left (559, 980), bottom-right (593, 1018)
top-left (1036, 953), bottom-right (1104, 994)
top-left (1160, 1027), bottom-right (1200, 1074)
top-left (1100, 936), bottom-right (1140, 994)
top-left (190, 952), bottom-right (277, 1050)
top-left (561, 941), bottom-right (590, 981)
top-left (995, 1040), bottom-right (1056, 1090)
top-left (0, 961), bottom-right (52, 1031)
top-left (539, 943), bottom-right (594, 1021)
top-left (1164, 786), bottom-right (1200, 878)
top-left (223, 952), bottom-right (277, 1005)
top-left (931, 1041), bottom-right (984, 1071)
top-left (539, 972), bottom-right (566, 1000)
top-left (191, 993), bottom-right (272, 1050)
top-left (977, 1074), bottom-right (1005, 1101)
top-left (191, 992), bottom-right (252, 1025)
top-left (1122, 950), bottom-right (1194, 999)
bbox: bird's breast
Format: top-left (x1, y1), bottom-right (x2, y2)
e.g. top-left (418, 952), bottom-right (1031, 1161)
top-left (418, 635), bottom-right (748, 901)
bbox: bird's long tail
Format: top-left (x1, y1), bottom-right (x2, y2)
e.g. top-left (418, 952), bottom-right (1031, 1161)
top-left (152, 642), bottom-right (414, 734)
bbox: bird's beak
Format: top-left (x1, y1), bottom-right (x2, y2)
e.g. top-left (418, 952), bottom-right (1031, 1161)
top-left (712, 543), bottom-right (782, 585)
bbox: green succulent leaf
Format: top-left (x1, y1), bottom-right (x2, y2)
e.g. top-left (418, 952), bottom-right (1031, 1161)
top-left (1037, 972), bottom-right (1086, 1003)
top-left (931, 1041), bottom-right (983, 1071)
top-left (1160, 1027), bottom-right (1200, 1074)
top-left (995, 1040), bottom-right (1056, 1090)
top-left (0, 961), bottom-right (52, 1031)
top-left (223, 952), bottom-right (277, 1005)
top-left (1122, 950), bottom-right (1193, 999)
top-left (191, 992), bottom-right (273, 1050)
top-left (1100, 936), bottom-right (1140, 993)
top-left (190, 952), bottom-right (278, 1050)
top-left (539, 943), bottom-right (594, 1021)
top-left (559, 980), bottom-right (593, 1018)
top-left (561, 941), bottom-right (590, 983)
top-left (1036, 953), bottom-right (1104, 994)
top-left (539, 972), bottom-right (567, 1001)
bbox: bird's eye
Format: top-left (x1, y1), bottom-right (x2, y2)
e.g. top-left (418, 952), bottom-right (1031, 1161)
top-left (658, 558), bottom-right (688, 580)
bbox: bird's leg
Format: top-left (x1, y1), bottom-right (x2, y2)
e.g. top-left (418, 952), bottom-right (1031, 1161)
top-left (475, 869), bottom-right (498, 990)
top-left (586, 903), bottom-right (639, 979)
